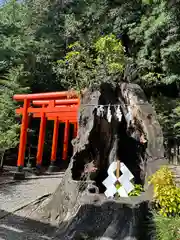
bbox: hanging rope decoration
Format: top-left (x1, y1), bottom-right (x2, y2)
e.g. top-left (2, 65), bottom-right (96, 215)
top-left (81, 102), bottom-right (148, 123)
top-left (95, 104), bottom-right (123, 123)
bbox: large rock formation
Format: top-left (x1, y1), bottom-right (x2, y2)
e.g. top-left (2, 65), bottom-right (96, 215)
top-left (38, 82), bottom-right (166, 239)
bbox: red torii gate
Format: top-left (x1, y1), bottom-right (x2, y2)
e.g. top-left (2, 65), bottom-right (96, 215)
top-left (13, 91), bottom-right (79, 178)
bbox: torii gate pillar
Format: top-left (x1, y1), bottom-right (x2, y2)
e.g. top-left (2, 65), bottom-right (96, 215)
top-left (48, 117), bottom-right (60, 172)
top-left (13, 91), bottom-right (79, 180)
top-left (14, 99), bottom-right (30, 180)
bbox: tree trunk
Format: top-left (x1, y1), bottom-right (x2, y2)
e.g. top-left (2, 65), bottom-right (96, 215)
top-left (0, 151), bottom-right (5, 170)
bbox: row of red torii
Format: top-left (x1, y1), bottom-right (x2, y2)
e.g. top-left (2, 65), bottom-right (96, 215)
top-left (13, 91), bottom-right (79, 177)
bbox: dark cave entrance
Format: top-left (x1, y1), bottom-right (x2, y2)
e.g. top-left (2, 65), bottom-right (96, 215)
top-left (94, 114), bottom-right (146, 193)
top-left (117, 114), bottom-right (146, 186)
top-left (72, 111), bottom-right (147, 194)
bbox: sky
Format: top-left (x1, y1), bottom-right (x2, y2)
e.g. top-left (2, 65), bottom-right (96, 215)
top-left (0, 0), bottom-right (5, 5)
top-left (0, 0), bottom-right (22, 5)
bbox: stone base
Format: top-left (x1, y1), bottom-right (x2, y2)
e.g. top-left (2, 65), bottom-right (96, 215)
top-left (34, 165), bottom-right (43, 175)
top-left (13, 171), bottom-right (25, 180)
top-left (54, 196), bottom-right (155, 240)
top-left (26, 163), bottom-right (32, 170)
top-left (0, 166), bottom-right (3, 173)
top-left (47, 163), bottom-right (59, 173)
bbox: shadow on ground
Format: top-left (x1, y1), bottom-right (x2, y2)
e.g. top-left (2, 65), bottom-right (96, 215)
top-left (0, 209), bottom-right (58, 240)
top-left (0, 199), bottom-right (155, 240)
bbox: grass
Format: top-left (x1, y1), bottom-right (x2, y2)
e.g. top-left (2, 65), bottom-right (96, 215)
top-left (154, 213), bottom-right (180, 240)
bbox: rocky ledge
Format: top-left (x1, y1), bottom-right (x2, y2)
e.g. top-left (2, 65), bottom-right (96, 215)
top-left (36, 81), bottom-right (167, 240)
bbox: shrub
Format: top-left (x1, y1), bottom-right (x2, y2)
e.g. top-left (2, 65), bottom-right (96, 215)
top-left (115, 183), bottom-right (143, 197)
top-left (155, 213), bottom-right (180, 240)
top-left (128, 184), bottom-right (143, 196)
top-left (149, 166), bottom-right (180, 217)
top-left (55, 34), bottom-right (125, 91)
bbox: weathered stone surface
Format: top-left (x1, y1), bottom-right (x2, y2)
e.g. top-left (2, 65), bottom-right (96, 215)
top-left (118, 83), bottom-right (167, 191)
top-left (54, 195), bottom-right (155, 240)
top-left (38, 82), bottom-right (166, 239)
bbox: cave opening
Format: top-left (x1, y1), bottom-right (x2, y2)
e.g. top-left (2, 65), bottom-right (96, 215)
top-left (71, 105), bottom-right (147, 194)
top-left (71, 85), bottom-right (147, 193)
top-left (117, 114), bottom-right (146, 186)
top-left (93, 114), bottom-right (147, 194)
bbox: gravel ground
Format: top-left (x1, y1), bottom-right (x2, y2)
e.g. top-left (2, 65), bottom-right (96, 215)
top-left (0, 169), bottom-right (64, 240)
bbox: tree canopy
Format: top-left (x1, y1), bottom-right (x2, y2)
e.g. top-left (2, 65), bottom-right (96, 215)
top-left (0, 0), bottom-right (179, 155)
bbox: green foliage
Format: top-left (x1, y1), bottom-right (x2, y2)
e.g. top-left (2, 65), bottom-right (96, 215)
top-left (155, 214), bottom-right (180, 240)
top-left (173, 104), bottom-right (180, 132)
top-left (0, 0), bottom-right (65, 152)
top-left (56, 0), bottom-right (180, 140)
top-left (115, 182), bottom-right (121, 190)
top-left (128, 184), bottom-right (144, 196)
top-left (55, 34), bottom-right (125, 90)
top-left (0, 90), bottom-right (19, 153)
top-left (95, 34), bottom-right (125, 74)
top-left (55, 41), bottom-right (95, 90)
top-left (149, 166), bottom-right (180, 217)
top-left (115, 183), bottom-right (143, 197)
top-left (0, 0), bottom-right (180, 153)
top-left (151, 96), bottom-right (180, 139)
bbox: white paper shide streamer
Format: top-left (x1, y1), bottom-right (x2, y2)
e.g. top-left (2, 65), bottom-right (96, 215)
top-left (125, 106), bottom-right (133, 127)
top-left (97, 105), bottom-right (104, 117)
top-left (96, 104), bottom-right (122, 123)
top-left (107, 105), bottom-right (112, 123)
top-left (116, 105), bottom-right (122, 122)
